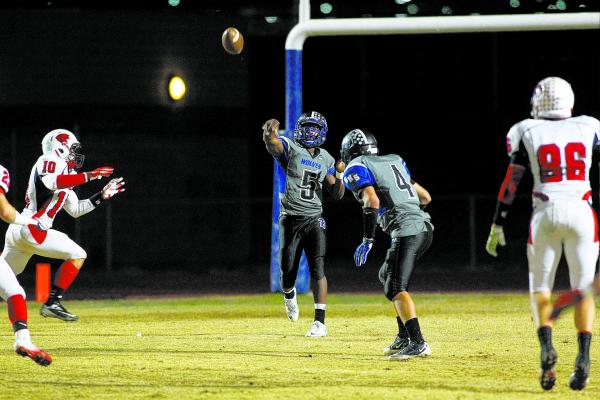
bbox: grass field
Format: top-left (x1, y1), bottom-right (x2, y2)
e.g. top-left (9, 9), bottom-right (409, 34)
top-left (0, 292), bottom-right (598, 399)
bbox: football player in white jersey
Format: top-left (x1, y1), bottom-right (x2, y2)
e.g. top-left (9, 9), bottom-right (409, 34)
top-left (0, 163), bottom-right (52, 366)
top-left (1, 129), bottom-right (125, 322)
top-left (485, 77), bottom-right (600, 391)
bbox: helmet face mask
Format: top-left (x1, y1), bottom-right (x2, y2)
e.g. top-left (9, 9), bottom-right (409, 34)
top-left (340, 129), bottom-right (378, 165)
top-left (530, 76), bottom-right (574, 119)
top-left (67, 142), bottom-right (85, 170)
top-left (294, 111), bottom-right (328, 148)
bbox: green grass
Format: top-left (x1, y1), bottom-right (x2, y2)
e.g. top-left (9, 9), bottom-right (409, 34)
top-left (0, 293), bottom-right (598, 399)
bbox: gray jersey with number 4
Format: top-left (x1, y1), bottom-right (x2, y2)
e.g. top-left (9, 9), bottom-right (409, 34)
top-left (276, 136), bottom-right (335, 216)
top-left (343, 154), bottom-right (432, 237)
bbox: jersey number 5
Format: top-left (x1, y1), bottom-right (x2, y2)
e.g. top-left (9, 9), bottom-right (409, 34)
top-left (301, 170), bottom-right (319, 200)
top-left (537, 142), bottom-right (585, 183)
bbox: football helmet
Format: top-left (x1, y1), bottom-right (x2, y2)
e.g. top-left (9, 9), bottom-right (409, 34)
top-left (531, 77), bottom-right (574, 120)
top-left (41, 129), bottom-right (85, 169)
top-left (294, 111), bottom-right (328, 148)
top-left (340, 129), bottom-right (378, 165)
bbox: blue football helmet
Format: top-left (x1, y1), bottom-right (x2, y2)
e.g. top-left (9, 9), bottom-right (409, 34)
top-left (293, 111), bottom-right (328, 148)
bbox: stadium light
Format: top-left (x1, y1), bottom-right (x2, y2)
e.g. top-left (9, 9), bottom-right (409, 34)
top-left (168, 0), bottom-right (180, 6)
top-left (168, 75), bottom-right (186, 101)
top-left (320, 3), bottom-right (333, 15)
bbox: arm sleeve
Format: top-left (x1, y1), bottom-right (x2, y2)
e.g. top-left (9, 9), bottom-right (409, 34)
top-left (342, 164), bottom-right (375, 192)
top-left (274, 137), bottom-right (291, 167)
top-left (62, 190), bottom-right (96, 218)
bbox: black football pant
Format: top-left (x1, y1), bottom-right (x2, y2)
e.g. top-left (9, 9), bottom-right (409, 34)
top-left (379, 221), bottom-right (434, 300)
top-left (279, 214), bottom-right (326, 289)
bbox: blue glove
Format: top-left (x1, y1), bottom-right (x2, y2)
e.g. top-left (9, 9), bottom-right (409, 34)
top-left (354, 238), bottom-right (374, 267)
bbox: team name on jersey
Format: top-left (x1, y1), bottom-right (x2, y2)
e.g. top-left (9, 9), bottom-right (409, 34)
top-left (300, 159), bottom-right (322, 169)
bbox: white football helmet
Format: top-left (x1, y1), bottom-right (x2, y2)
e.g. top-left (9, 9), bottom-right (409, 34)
top-left (41, 129), bottom-right (85, 169)
top-left (530, 76), bottom-right (574, 120)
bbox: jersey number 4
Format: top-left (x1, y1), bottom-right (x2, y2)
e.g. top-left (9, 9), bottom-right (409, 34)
top-left (537, 142), bottom-right (585, 183)
top-left (390, 164), bottom-right (415, 198)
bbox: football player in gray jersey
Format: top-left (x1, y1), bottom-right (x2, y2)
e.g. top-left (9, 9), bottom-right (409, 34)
top-left (341, 129), bottom-right (434, 360)
top-left (263, 112), bottom-right (345, 337)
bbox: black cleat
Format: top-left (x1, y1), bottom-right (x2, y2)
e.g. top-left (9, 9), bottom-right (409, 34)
top-left (569, 354), bottom-right (590, 391)
top-left (383, 335), bottom-right (410, 356)
top-left (40, 301), bottom-right (79, 322)
top-left (540, 346), bottom-right (557, 391)
top-left (388, 340), bottom-right (431, 360)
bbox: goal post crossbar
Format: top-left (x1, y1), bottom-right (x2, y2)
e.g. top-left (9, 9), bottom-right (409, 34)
top-left (270, 12), bottom-right (600, 293)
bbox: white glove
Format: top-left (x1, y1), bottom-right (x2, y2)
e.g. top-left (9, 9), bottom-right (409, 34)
top-left (101, 177), bottom-right (126, 200)
top-left (485, 224), bottom-right (506, 257)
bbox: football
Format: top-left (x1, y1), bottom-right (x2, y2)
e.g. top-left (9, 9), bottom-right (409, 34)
top-left (221, 27), bottom-right (244, 55)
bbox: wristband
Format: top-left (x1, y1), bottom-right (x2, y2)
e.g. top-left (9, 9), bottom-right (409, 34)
top-left (335, 171), bottom-right (344, 180)
top-left (363, 207), bottom-right (379, 240)
top-left (13, 211), bottom-right (37, 226)
top-left (492, 202), bottom-right (510, 226)
top-left (89, 192), bottom-right (104, 207)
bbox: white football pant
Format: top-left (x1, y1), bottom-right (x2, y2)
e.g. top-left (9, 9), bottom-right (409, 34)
top-left (0, 257), bottom-right (26, 301)
top-left (1, 224), bottom-right (87, 276)
top-left (528, 199), bottom-right (599, 293)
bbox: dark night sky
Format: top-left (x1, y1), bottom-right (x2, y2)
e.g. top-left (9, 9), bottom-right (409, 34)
top-left (1, 3), bottom-right (599, 272)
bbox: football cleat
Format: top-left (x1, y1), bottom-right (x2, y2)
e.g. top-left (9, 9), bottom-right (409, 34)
top-left (306, 321), bottom-right (327, 338)
top-left (388, 340), bottom-right (431, 360)
top-left (569, 354), bottom-right (590, 391)
top-left (383, 335), bottom-right (410, 356)
top-left (539, 346), bottom-right (558, 390)
top-left (14, 340), bottom-right (52, 367)
top-left (283, 290), bottom-right (299, 322)
top-left (40, 301), bottom-right (79, 322)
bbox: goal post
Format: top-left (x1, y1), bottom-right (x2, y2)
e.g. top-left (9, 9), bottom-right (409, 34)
top-left (270, 9), bottom-right (600, 293)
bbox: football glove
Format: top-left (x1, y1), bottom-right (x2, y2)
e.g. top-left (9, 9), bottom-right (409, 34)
top-left (354, 238), bottom-right (374, 267)
top-left (88, 166), bottom-right (114, 181)
top-left (485, 223), bottom-right (506, 257)
top-left (101, 177), bottom-right (126, 200)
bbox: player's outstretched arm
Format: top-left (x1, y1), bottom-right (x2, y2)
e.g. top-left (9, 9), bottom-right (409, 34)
top-left (262, 119), bottom-right (284, 157)
top-left (45, 166), bottom-right (114, 190)
top-left (485, 162), bottom-right (526, 257)
top-left (0, 192), bottom-right (38, 226)
top-left (325, 160), bottom-right (346, 200)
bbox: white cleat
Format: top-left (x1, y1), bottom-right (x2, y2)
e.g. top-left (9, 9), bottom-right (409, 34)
top-left (284, 290), bottom-right (299, 321)
top-left (306, 321), bottom-right (327, 338)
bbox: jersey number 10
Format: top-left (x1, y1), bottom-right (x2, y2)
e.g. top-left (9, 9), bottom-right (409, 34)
top-left (537, 142), bottom-right (585, 183)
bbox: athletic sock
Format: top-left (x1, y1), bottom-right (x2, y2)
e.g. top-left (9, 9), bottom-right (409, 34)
top-left (283, 288), bottom-right (296, 300)
top-left (396, 316), bottom-right (409, 340)
top-left (46, 286), bottom-right (65, 305)
top-left (7, 295), bottom-right (28, 331)
top-left (577, 331), bottom-right (592, 365)
top-left (405, 318), bottom-right (424, 344)
top-left (54, 260), bottom-right (80, 292)
top-left (537, 326), bottom-right (553, 352)
top-left (314, 303), bottom-right (326, 324)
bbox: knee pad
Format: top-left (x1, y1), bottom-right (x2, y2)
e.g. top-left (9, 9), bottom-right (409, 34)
top-left (309, 260), bottom-right (325, 281)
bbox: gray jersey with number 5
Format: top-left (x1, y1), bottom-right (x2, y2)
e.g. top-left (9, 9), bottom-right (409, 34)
top-left (275, 136), bottom-right (335, 216)
top-left (343, 154), bottom-right (432, 237)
